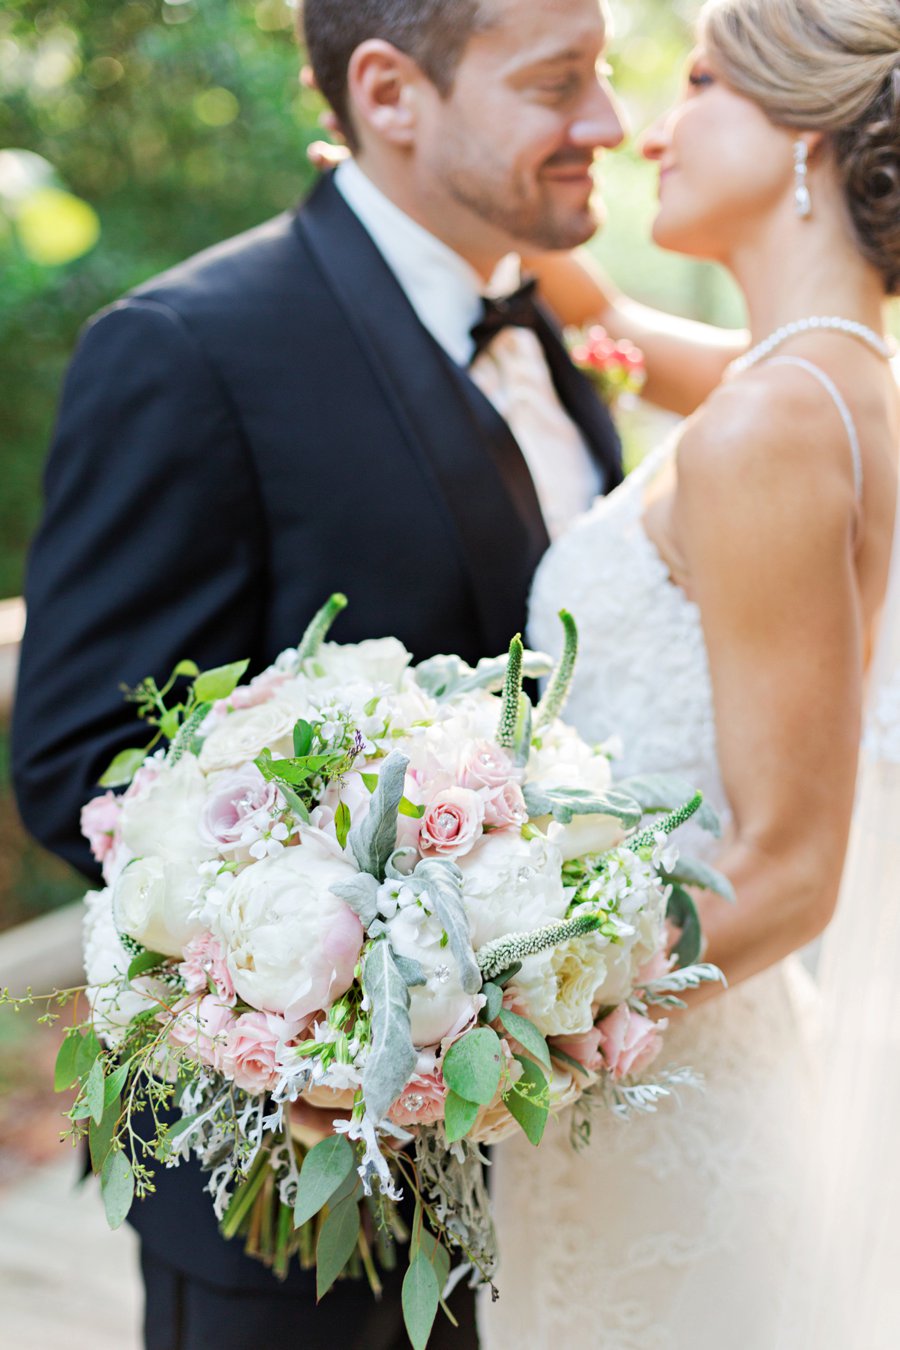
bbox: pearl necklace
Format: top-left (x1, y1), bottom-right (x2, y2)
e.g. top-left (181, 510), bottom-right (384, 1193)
top-left (730, 316), bottom-right (894, 376)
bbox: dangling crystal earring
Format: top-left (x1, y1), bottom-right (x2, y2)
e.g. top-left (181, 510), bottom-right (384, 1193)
top-left (794, 140), bottom-right (811, 219)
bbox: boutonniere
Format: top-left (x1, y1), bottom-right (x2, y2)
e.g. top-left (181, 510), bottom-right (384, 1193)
top-left (567, 325), bottom-right (647, 407)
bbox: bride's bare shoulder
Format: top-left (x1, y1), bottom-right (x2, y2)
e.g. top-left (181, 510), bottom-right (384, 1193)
top-left (673, 362), bottom-right (859, 525)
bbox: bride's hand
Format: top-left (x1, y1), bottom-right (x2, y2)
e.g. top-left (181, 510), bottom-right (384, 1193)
top-left (301, 64), bottom-right (350, 171)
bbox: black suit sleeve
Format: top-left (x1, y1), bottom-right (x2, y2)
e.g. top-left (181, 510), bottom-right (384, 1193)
top-left (11, 298), bottom-right (267, 880)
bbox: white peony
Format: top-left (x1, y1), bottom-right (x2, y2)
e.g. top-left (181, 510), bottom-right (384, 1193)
top-left (83, 888), bottom-right (162, 1045)
top-left (307, 638), bottom-right (412, 690)
top-left (198, 698), bottom-right (301, 773)
top-left (118, 754), bottom-right (216, 868)
top-left (386, 904), bottom-right (482, 1048)
top-left (209, 833), bottom-right (364, 1018)
top-left (112, 855), bottom-right (208, 956)
top-left (454, 831), bottom-right (569, 950)
top-left (527, 722), bottom-right (625, 860)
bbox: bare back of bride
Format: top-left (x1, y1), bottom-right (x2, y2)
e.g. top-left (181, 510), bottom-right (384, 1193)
top-left (480, 0), bottom-right (900, 1344)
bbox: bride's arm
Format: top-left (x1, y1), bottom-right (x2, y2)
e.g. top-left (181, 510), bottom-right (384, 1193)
top-left (527, 250), bottom-right (748, 417)
top-left (670, 370), bottom-right (862, 996)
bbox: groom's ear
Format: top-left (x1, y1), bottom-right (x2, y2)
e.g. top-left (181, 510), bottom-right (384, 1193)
top-left (347, 40), bottom-right (421, 149)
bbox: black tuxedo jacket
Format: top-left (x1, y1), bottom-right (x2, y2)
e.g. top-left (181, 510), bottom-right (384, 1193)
top-left (12, 174), bottom-right (621, 1291)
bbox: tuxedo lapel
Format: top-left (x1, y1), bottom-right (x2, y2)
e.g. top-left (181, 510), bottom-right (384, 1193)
top-left (534, 308), bottom-right (624, 491)
top-left (294, 176), bottom-right (548, 655)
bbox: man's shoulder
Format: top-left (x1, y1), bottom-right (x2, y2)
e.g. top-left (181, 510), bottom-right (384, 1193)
top-left (127, 208), bottom-right (306, 317)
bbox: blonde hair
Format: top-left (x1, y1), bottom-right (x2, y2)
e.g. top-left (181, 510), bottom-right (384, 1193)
top-left (700, 0), bottom-right (900, 293)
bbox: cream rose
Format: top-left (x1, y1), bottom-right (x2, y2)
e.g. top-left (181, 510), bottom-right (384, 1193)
top-left (455, 831), bottom-right (569, 950)
top-left (198, 697), bottom-right (301, 774)
top-left (387, 906), bottom-right (482, 1048)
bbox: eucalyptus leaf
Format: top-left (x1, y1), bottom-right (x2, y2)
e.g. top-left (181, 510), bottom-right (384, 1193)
top-left (499, 1009), bottom-right (551, 1071)
top-left (89, 1102), bottom-right (118, 1174)
top-left (662, 856), bottom-right (736, 904)
top-left (618, 773), bottom-right (721, 837)
top-left (54, 1032), bottom-right (83, 1092)
top-left (294, 1135), bottom-right (356, 1227)
top-left (522, 784), bottom-right (642, 829)
top-left (193, 659), bottom-right (250, 703)
top-left (412, 859), bottom-right (481, 996)
top-left (666, 884), bottom-right (703, 968)
top-left (443, 1089), bottom-right (480, 1144)
top-left (331, 874), bottom-right (381, 930)
top-left (481, 982), bottom-right (503, 1024)
top-left (403, 1254), bottom-right (441, 1350)
top-left (361, 938), bottom-right (417, 1123)
top-left (442, 1028), bottom-right (503, 1106)
top-left (100, 1150), bottom-right (135, 1229)
top-left (98, 747), bottom-right (147, 789)
top-left (410, 1224), bottom-right (452, 1292)
top-left (504, 1057), bottom-right (549, 1147)
top-left (316, 1195), bottom-right (361, 1301)
top-left (84, 1057), bottom-right (106, 1126)
top-left (103, 1062), bottom-right (130, 1110)
top-left (349, 752), bottom-right (409, 881)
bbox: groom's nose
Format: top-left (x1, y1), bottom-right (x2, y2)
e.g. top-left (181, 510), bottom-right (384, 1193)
top-left (568, 86), bottom-right (629, 151)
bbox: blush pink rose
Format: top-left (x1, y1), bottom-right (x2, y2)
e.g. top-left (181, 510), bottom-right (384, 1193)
top-left (388, 1051), bottom-right (447, 1127)
top-left (596, 1005), bottom-right (666, 1081)
top-left (198, 764), bottom-right (281, 856)
top-left (221, 668), bottom-right (290, 713)
top-left (482, 780), bottom-right (528, 832)
top-left (223, 1010), bottom-right (294, 1095)
top-left (637, 948), bottom-right (674, 987)
top-left (552, 1025), bottom-right (605, 1074)
top-left (419, 787), bottom-right (484, 858)
top-left (459, 741), bottom-right (522, 790)
top-left (123, 760), bottom-right (162, 802)
top-left (179, 931), bottom-right (236, 1004)
top-left (168, 994), bottom-right (237, 1072)
top-left (81, 792), bottom-right (123, 864)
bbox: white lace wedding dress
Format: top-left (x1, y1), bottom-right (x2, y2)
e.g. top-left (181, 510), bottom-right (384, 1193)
top-left (477, 371), bottom-right (867, 1348)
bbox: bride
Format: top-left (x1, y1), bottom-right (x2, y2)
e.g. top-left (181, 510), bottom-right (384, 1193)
top-left (480, 0), bottom-right (900, 1346)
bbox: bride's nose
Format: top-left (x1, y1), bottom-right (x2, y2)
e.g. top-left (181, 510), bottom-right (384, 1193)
top-left (639, 113), bottom-right (670, 162)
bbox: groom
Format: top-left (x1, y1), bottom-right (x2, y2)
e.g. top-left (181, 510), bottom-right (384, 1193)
top-left (12, 0), bottom-right (624, 1344)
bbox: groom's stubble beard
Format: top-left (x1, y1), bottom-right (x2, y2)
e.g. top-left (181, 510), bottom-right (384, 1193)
top-left (434, 139), bottom-right (602, 252)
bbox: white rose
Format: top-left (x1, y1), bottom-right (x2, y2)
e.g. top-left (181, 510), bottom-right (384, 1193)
top-left (83, 887), bottom-right (164, 1045)
top-left (210, 833), bottom-right (363, 1017)
top-left (387, 905), bottom-right (481, 1048)
top-left (198, 698), bottom-right (300, 773)
top-left (455, 831), bottom-right (569, 950)
top-left (112, 855), bottom-right (207, 956)
top-left (119, 754), bottom-right (215, 868)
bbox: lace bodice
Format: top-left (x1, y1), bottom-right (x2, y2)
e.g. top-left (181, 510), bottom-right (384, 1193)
top-left (528, 440), bottom-right (729, 850)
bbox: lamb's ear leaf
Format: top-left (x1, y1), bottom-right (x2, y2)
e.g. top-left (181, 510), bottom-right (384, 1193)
top-left (348, 751), bottom-right (408, 881)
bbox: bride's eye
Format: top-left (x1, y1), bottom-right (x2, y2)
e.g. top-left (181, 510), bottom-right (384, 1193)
top-left (687, 70), bottom-right (715, 89)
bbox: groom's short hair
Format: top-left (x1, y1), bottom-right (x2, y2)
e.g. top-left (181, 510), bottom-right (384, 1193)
top-left (301, 0), bottom-right (493, 150)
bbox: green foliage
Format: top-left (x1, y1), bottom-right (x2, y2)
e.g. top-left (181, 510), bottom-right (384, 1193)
top-left (503, 1056), bottom-right (550, 1147)
top-left (293, 1134), bottom-right (356, 1227)
top-left (316, 1195), bottom-right (362, 1301)
top-left (666, 883), bottom-right (703, 967)
top-left (192, 659), bottom-right (250, 703)
top-left (443, 1089), bottom-right (479, 1145)
top-left (441, 1027), bottom-right (503, 1107)
top-left (498, 1009), bottom-right (551, 1072)
top-left (100, 1148), bottom-right (135, 1229)
top-left (0, 0), bottom-right (323, 600)
top-left (402, 1254), bottom-right (442, 1350)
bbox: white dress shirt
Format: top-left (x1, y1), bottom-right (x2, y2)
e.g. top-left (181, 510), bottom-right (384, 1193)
top-left (334, 160), bottom-right (601, 540)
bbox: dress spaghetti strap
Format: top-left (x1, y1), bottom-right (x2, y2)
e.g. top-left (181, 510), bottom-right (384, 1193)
top-left (766, 354), bottom-right (863, 503)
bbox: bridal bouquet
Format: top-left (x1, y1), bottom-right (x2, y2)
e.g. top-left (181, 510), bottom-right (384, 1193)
top-left (37, 596), bottom-right (726, 1347)
top-left (567, 324), bottom-right (647, 406)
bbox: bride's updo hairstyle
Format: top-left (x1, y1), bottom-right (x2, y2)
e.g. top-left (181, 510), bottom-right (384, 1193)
top-left (700, 0), bottom-right (900, 294)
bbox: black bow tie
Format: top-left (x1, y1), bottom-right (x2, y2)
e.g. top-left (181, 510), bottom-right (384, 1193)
top-left (469, 277), bottom-right (541, 363)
